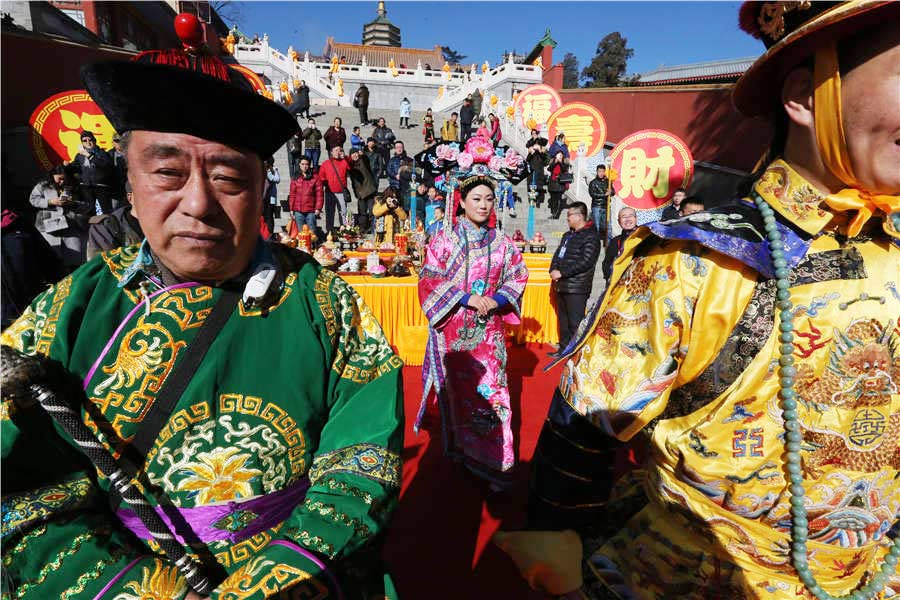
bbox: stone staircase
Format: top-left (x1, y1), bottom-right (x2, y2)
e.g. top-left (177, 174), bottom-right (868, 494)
top-left (270, 104), bottom-right (608, 298)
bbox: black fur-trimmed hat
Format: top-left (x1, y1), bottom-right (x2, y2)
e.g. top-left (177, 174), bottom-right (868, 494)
top-left (81, 13), bottom-right (297, 158)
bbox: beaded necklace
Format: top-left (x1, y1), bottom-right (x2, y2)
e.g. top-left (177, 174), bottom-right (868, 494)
top-left (752, 192), bottom-right (900, 600)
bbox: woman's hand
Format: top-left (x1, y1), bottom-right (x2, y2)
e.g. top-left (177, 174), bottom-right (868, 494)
top-left (467, 295), bottom-right (497, 317)
top-left (478, 296), bottom-right (498, 317)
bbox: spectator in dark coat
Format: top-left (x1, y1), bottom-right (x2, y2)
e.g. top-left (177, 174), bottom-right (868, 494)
top-left (471, 87), bottom-right (483, 117)
top-left (587, 164), bottom-right (611, 240)
top-left (301, 118), bottom-right (323, 170)
top-left (323, 117), bottom-right (347, 151)
top-left (387, 141), bottom-right (413, 193)
top-left (602, 207), bottom-right (637, 281)
top-left (459, 98), bottom-right (475, 142)
top-left (660, 188), bottom-right (687, 221)
top-left (66, 130), bottom-right (114, 214)
top-left (550, 202), bottom-right (602, 350)
top-left (107, 133), bottom-right (128, 208)
top-left (287, 130), bottom-right (304, 179)
top-left (354, 83), bottom-right (370, 125)
top-left (365, 137), bottom-right (384, 183)
top-left (347, 147), bottom-right (377, 232)
top-left (289, 80), bottom-right (311, 119)
top-left (372, 118), bottom-right (395, 177)
top-left (288, 156), bottom-right (324, 232)
top-left (526, 132), bottom-right (549, 207)
top-left (548, 133), bottom-right (570, 160)
top-left (547, 151), bottom-right (571, 219)
top-left (86, 183), bottom-right (143, 259)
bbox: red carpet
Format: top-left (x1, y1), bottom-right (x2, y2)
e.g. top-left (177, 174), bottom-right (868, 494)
top-left (382, 343), bottom-right (560, 600)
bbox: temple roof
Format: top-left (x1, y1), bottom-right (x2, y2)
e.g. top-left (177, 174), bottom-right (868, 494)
top-left (323, 37), bottom-right (445, 68)
top-left (636, 56), bottom-right (757, 85)
top-left (524, 28), bottom-right (557, 65)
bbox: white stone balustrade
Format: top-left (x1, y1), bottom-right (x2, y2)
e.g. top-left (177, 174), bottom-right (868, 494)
top-left (231, 41), bottom-right (541, 111)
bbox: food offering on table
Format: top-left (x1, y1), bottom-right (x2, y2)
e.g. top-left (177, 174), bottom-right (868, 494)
top-left (313, 244), bottom-right (342, 268)
top-left (368, 263), bottom-right (387, 278)
top-left (394, 232), bottom-right (409, 256)
top-left (529, 232), bottom-right (547, 253)
top-left (366, 251), bottom-right (381, 273)
top-left (359, 239), bottom-right (376, 252)
top-left (338, 257), bottom-right (363, 273)
top-left (337, 224), bottom-right (361, 250)
top-left (388, 256), bottom-right (411, 278)
top-left (378, 241), bottom-right (395, 253)
top-left (512, 229), bottom-right (527, 252)
top-left (323, 231), bottom-right (339, 249)
top-left (298, 225), bottom-right (314, 253)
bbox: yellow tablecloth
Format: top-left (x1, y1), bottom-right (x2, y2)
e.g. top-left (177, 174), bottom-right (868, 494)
top-left (340, 253), bottom-right (557, 366)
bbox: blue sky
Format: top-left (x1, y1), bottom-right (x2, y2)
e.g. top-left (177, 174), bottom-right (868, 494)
top-left (233, 1), bottom-right (766, 77)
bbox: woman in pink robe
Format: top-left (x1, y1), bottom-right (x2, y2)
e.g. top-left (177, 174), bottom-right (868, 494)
top-left (416, 174), bottom-right (529, 489)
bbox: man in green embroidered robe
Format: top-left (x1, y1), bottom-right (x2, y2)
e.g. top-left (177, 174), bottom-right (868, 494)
top-left (1, 19), bottom-right (403, 600)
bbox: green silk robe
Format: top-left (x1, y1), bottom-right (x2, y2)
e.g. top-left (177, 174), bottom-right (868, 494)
top-left (1, 241), bottom-right (404, 600)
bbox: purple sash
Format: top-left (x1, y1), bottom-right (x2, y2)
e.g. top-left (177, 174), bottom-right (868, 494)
top-left (117, 478), bottom-right (310, 545)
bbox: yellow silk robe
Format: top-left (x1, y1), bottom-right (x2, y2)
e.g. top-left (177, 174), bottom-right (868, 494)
top-left (558, 160), bottom-right (900, 599)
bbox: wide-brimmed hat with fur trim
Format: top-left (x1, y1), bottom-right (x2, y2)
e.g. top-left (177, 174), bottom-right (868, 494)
top-left (81, 13), bottom-right (297, 158)
top-left (733, 0), bottom-right (900, 117)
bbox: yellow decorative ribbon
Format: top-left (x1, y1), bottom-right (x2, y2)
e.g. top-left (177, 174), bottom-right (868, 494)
top-left (814, 44), bottom-right (899, 237)
top-left (825, 188), bottom-right (900, 237)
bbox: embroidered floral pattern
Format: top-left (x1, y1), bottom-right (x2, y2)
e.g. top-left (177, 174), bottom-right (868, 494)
top-left (176, 447), bottom-right (262, 504)
top-left (112, 560), bottom-right (187, 600)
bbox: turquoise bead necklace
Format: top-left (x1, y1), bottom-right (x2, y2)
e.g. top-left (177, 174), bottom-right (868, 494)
top-left (752, 193), bottom-right (900, 600)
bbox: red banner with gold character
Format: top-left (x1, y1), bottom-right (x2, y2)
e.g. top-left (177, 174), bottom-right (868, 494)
top-left (513, 84), bottom-right (562, 131)
top-left (546, 102), bottom-right (606, 159)
top-left (29, 90), bottom-right (117, 171)
top-left (609, 129), bottom-right (693, 210)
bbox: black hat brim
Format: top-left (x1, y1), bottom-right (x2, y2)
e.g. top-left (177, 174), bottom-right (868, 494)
top-left (82, 61), bottom-right (298, 158)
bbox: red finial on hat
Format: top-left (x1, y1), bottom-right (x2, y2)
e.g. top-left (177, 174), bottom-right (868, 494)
top-left (739, 1), bottom-right (764, 38)
top-left (174, 13), bottom-right (205, 49)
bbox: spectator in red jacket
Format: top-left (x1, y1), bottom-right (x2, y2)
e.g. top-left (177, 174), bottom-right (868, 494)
top-left (288, 156), bottom-right (324, 233)
top-left (319, 146), bottom-right (351, 232)
top-left (323, 117), bottom-right (347, 151)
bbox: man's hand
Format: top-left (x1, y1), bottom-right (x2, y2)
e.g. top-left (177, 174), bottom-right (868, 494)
top-left (550, 269), bottom-right (563, 281)
top-left (184, 592), bottom-right (208, 600)
top-left (316, 210), bottom-right (322, 218)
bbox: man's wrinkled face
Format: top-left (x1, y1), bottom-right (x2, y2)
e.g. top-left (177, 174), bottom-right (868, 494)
top-left (619, 209), bottom-right (637, 230)
top-left (127, 131), bottom-right (264, 283)
top-left (672, 190), bottom-right (686, 207)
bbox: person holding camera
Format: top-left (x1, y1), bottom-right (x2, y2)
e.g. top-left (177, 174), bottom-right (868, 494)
top-left (29, 165), bottom-right (88, 268)
top-left (547, 151), bottom-right (572, 219)
top-left (372, 187), bottom-right (407, 245)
